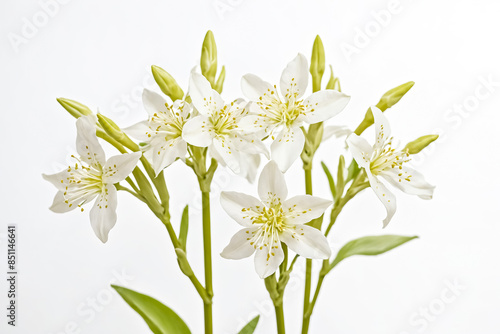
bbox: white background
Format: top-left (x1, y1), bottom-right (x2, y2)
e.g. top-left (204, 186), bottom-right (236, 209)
top-left (1, 0), bottom-right (499, 333)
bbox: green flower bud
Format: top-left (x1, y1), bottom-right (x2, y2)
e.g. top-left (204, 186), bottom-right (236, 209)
top-left (56, 98), bottom-right (93, 118)
top-left (310, 35), bottom-right (325, 92)
top-left (200, 30), bottom-right (218, 85)
top-left (404, 134), bottom-right (439, 154)
top-left (151, 65), bottom-right (184, 102)
top-left (354, 81), bottom-right (414, 135)
top-left (97, 113), bottom-right (138, 151)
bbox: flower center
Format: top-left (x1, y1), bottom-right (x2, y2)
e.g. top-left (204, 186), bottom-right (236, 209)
top-left (370, 138), bottom-right (410, 175)
top-left (62, 156), bottom-right (104, 210)
top-left (245, 202), bottom-right (292, 252)
top-left (209, 101), bottom-right (244, 137)
top-left (148, 103), bottom-right (187, 141)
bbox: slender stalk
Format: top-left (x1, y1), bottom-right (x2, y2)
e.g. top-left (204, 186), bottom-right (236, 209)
top-left (202, 190), bottom-right (213, 334)
top-left (302, 167), bottom-right (313, 334)
top-left (275, 304), bottom-right (286, 334)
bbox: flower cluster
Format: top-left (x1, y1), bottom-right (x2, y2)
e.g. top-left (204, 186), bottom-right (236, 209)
top-left (43, 32), bottom-right (439, 334)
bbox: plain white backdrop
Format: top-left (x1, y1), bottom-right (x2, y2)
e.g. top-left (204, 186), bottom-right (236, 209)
top-left (1, 0), bottom-right (500, 333)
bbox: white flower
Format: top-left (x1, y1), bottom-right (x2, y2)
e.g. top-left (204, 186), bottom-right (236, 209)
top-left (346, 107), bottom-right (435, 227)
top-left (220, 161), bottom-right (332, 278)
top-left (240, 53), bottom-right (350, 172)
top-left (43, 116), bottom-right (141, 243)
top-left (125, 89), bottom-right (190, 175)
top-left (322, 125), bottom-right (352, 142)
top-left (182, 73), bottom-right (268, 174)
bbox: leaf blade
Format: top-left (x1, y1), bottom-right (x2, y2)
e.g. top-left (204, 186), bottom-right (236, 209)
top-left (238, 315), bottom-right (260, 334)
top-left (330, 235), bottom-right (418, 270)
top-left (112, 285), bottom-right (191, 334)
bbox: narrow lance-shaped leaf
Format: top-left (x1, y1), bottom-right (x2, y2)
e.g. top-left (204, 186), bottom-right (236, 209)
top-left (329, 235), bottom-right (418, 271)
top-left (238, 315), bottom-right (260, 334)
top-left (346, 159), bottom-right (360, 182)
top-left (178, 205), bottom-right (189, 252)
top-left (213, 65), bottom-right (226, 94)
top-left (325, 65), bottom-right (341, 92)
top-left (354, 81), bottom-right (414, 135)
top-left (321, 161), bottom-right (336, 199)
top-left (335, 155), bottom-right (346, 201)
top-left (111, 285), bottom-right (191, 334)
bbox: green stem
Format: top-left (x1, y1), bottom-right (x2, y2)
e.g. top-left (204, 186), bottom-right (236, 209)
top-left (275, 304), bottom-right (286, 334)
top-left (202, 190), bottom-right (213, 334)
top-left (302, 167), bottom-right (313, 334)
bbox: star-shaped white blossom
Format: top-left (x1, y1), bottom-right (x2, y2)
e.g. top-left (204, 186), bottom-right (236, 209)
top-left (220, 161), bottom-right (332, 278)
top-left (182, 73), bottom-right (268, 174)
top-left (125, 89), bottom-right (190, 175)
top-left (240, 53), bottom-right (350, 172)
top-left (346, 107), bottom-right (435, 227)
top-left (43, 116), bottom-right (141, 242)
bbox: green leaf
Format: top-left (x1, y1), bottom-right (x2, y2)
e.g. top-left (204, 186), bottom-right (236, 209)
top-left (238, 315), bottom-right (260, 334)
top-left (179, 205), bottom-right (189, 252)
top-left (335, 155), bottom-right (345, 201)
top-left (213, 65), bottom-right (226, 94)
top-left (346, 159), bottom-right (360, 182)
top-left (112, 285), bottom-right (191, 334)
top-left (330, 235), bottom-right (418, 270)
top-left (321, 161), bottom-right (336, 199)
top-left (325, 65), bottom-right (341, 92)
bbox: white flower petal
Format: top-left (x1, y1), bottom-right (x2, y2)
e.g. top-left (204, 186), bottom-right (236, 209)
top-left (381, 166), bottom-right (435, 200)
top-left (103, 152), bottom-right (142, 184)
top-left (283, 195), bottom-right (332, 225)
top-left (237, 113), bottom-right (274, 138)
top-left (280, 53), bottom-right (308, 100)
top-left (123, 121), bottom-right (151, 142)
top-left (303, 90), bottom-right (350, 124)
top-left (89, 184), bottom-right (118, 243)
top-left (281, 224), bottom-right (331, 259)
top-left (182, 115), bottom-right (213, 147)
top-left (151, 138), bottom-right (187, 175)
top-left (76, 116), bottom-right (105, 167)
top-left (241, 74), bottom-right (275, 101)
top-left (372, 106), bottom-right (391, 149)
top-left (220, 191), bottom-right (263, 227)
top-left (322, 125), bottom-right (353, 142)
top-left (43, 170), bottom-right (71, 191)
top-left (254, 244), bottom-right (284, 279)
top-left (233, 135), bottom-right (269, 159)
top-left (258, 161), bottom-right (288, 204)
top-left (220, 227), bottom-right (258, 260)
top-left (212, 138), bottom-right (241, 174)
top-left (48, 191), bottom-right (78, 213)
top-left (189, 73), bottom-right (224, 116)
top-left (143, 89), bottom-right (168, 116)
top-left (367, 171), bottom-right (397, 228)
top-left (238, 153), bottom-right (261, 183)
top-left (346, 134), bottom-right (373, 169)
top-left (270, 126), bottom-right (305, 172)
